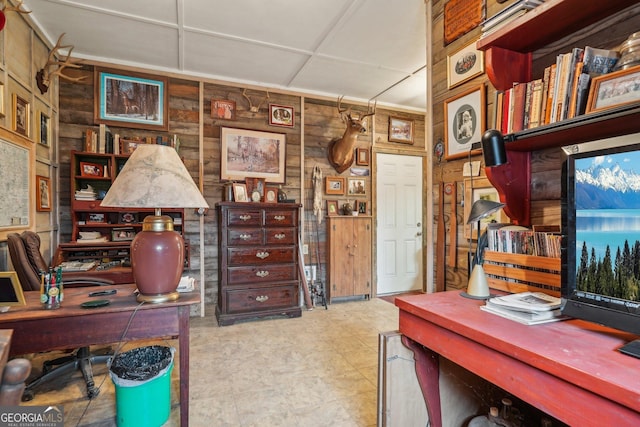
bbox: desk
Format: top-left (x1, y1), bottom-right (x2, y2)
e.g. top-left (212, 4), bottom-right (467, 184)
top-left (396, 290), bottom-right (640, 427)
top-left (64, 266), bottom-right (133, 285)
top-left (0, 284), bottom-right (199, 426)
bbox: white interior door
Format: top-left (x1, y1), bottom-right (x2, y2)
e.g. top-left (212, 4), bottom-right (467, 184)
top-left (376, 153), bottom-right (423, 295)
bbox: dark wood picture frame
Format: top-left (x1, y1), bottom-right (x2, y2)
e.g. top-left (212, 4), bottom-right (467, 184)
top-left (220, 127), bottom-right (286, 183)
top-left (80, 162), bottom-right (104, 177)
top-left (211, 99), bottom-right (236, 120)
top-left (94, 67), bottom-right (168, 131)
top-left (269, 104), bottom-right (294, 127)
top-left (36, 175), bottom-right (52, 212)
top-left (39, 111), bottom-right (50, 146)
top-left (327, 200), bottom-right (339, 216)
top-left (264, 186), bottom-right (278, 203)
top-left (12, 93), bottom-right (30, 137)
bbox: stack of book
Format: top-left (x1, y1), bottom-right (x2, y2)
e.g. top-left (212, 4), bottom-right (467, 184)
top-left (75, 185), bottom-right (97, 201)
top-left (481, 291), bottom-right (565, 325)
top-left (481, 0), bottom-right (544, 37)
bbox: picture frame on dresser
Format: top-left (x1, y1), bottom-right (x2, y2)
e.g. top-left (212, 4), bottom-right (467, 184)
top-left (444, 84), bottom-right (485, 160)
top-left (220, 127), bottom-right (286, 183)
top-left (94, 68), bottom-right (168, 131)
top-left (232, 183), bottom-right (249, 202)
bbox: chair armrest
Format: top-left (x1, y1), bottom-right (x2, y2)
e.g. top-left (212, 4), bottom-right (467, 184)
top-left (0, 358), bottom-right (31, 406)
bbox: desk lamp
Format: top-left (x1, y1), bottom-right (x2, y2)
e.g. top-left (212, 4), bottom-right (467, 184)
top-left (101, 144), bottom-right (208, 303)
top-left (463, 199), bottom-right (505, 299)
top-left (481, 129), bottom-right (508, 167)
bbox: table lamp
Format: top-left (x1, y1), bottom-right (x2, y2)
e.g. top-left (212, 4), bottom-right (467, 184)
top-left (101, 144), bottom-right (208, 303)
top-left (462, 198), bottom-right (504, 299)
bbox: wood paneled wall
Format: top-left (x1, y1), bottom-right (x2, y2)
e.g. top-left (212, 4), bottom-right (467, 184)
top-left (430, 0), bottom-right (640, 291)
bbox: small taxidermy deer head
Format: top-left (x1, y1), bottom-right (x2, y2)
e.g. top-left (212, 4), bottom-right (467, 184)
top-left (0, 0), bottom-right (31, 31)
top-left (242, 88), bottom-right (270, 113)
top-left (36, 33), bottom-right (86, 94)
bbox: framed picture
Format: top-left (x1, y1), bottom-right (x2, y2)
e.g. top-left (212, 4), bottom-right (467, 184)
top-left (36, 175), bottom-right (52, 212)
top-left (264, 186), bottom-right (278, 203)
top-left (269, 104), bottom-right (294, 127)
top-left (463, 177), bottom-right (508, 240)
top-left (245, 177), bottom-right (266, 202)
top-left (12, 93), bottom-right (30, 137)
top-left (0, 272), bottom-right (26, 307)
top-left (357, 201), bottom-right (368, 215)
top-left (211, 99), bottom-right (236, 120)
top-left (444, 84), bottom-right (485, 160)
top-left (119, 212), bottom-right (138, 224)
top-left (94, 68), bottom-right (168, 131)
top-left (447, 38), bottom-right (484, 89)
top-left (356, 147), bottom-right (370, 166)
top-left (327, 200), bottom-right (339, 216)
top-left (348, 178), bottom-right (366, 196)
top-left (39, 111), bottom-right (50, 146)
top-left (388, 116), bottom-right (414, 144)
top-left (325, 177), bottom-right (345, 195)
top-left (112, 227), bottom-right (136, 241)
top-left (232, 183), bottom-right (249, 202)
top-left (80, 162), bottom-right (104, 177)
top-left (586, 65), bottom-right (640, 114)
top-left (87, 213), bottom-right (106, 223)
top-left (220, 127), bottom-right (286, 183)
top-left (0, 82), bottom-right (5, 118)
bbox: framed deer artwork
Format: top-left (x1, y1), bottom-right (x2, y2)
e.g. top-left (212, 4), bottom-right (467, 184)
top-left (94, 68), bottom-right (169, 131)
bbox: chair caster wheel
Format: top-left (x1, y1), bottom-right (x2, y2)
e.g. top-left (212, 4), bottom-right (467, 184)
top-left (87, 387), bottom-right (100, 399)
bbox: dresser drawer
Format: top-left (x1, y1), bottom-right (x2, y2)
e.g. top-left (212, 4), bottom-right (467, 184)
top-left (265, 227), bottom-right (295, 245)
top-left (224, 284), bottom-right (298, 314)
top-left (227, 209), bottom-right (262, 227)
top-left (227, 246), bottom-right (295, 265)
top-left (227, 228), bottom-right (264, 245)
top-left (227, 264), bottom-right (296, 284)
top-left (265, 210), bottom-right (296, 227)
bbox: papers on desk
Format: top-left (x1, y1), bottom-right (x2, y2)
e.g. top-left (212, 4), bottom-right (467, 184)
top-left (59, 261), bottom-right (97, 272)
top-left (481, 292), bottom-right (567, 325)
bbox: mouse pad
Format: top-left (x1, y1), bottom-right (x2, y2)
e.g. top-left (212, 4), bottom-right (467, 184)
top-left (81, 299), bottom-right (110, 309)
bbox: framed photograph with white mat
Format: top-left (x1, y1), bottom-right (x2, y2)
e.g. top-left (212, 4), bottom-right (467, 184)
top-left (444, 84), bottom-right (485, 160)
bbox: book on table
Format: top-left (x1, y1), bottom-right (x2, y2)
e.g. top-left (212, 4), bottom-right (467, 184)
top-left (482, 292), bottom-right (566, 325)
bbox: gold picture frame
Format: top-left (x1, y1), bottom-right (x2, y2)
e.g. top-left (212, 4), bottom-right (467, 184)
top-left (36, 175), bottom-right (52, 212)
top-left (325, 177), bottom-right (345, 195)
top-left (0, 271), bottom-right (26, 307)
top-left (388, 116), bottom-right (414, 144)
top-left (586, 64), bottom-right (640, 114)
top-left (447, 38), bottom-right (484, 89)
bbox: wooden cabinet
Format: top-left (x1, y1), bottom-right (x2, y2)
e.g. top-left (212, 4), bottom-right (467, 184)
top-left (216, 202), bottom-right (302, 326)
top-left (69, 150), bottom-right (186, 266)
top-left (475, 0), bottom-right (640, 225)
top-left (327, 216), bottom-right (372, 303)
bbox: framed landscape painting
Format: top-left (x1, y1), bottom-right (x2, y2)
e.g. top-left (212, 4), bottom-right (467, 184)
top-left (220, 127), bottom-right (286, 183)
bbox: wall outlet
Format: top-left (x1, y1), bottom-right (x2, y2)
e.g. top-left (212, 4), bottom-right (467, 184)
top-left (302, 244), bottom-right (309, 255)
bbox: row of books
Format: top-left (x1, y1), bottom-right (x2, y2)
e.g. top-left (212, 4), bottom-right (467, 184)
top-left (486, 224), bottom-right (561, 258)
top-left (481, 0), bottom-right (544, 37)
top-left (494, 45), bottom-right (619, 134)
top-left (481, 291), bottom-right (565, 325)
top-left (84, 125), bottom-right (180, 154)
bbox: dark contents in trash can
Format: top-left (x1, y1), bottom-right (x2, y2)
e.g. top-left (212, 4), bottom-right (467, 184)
top-left (110, 345), bottom-right (172, 381)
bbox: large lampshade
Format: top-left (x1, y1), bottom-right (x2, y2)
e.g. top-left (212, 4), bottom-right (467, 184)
top-left (101, 144), bottom-right (208, 303)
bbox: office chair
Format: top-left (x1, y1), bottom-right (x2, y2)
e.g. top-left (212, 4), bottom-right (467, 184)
top-left (7, 231), bottom-right (114, 400)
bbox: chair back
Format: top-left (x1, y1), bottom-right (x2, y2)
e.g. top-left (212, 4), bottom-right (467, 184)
top-left (7, 232), bottom-right (48, 292)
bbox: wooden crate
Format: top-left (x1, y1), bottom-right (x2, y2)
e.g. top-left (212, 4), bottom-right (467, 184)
top-left (482, 251), bottom-right (561, 297)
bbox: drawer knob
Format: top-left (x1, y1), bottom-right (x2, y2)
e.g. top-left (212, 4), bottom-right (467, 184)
top-left (239, 214), bottom-right (252, 221)
top-left (256, 251), bottom-right (270, 259)
top-left (240, 233), bottom-right (252, 240)
top-left (274, 233), bottom-right (285, 240)
top-left (256, 270), bottom-right (270, 278)
top-left (274, 215), bottom-right (286, 221)
top-left (255, 295), bottom-right (269, 302)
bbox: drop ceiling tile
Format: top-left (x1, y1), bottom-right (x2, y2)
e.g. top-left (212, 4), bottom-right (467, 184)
top-left (376, 69), bottom-right (427, 110)
top-left (26, 0), bottom-right (178, 24)
top-left (183, 32), bottom-right (310, 86)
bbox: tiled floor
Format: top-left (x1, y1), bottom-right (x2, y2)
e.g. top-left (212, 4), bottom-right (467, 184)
top-left (23, 297), bottom-right (399, 426)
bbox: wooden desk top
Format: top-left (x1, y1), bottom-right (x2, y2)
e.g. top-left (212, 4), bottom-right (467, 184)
top-left (1, 284), bottom-right (199, 322)
top-left (396, 290), bottom-right (640, 416)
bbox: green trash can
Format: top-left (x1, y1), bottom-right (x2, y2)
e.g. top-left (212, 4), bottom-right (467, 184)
top-left (109, 345), bottom-right (175, 427)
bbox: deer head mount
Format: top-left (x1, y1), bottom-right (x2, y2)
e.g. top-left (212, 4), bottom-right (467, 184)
top-left (327, 96), bottom-right (376, 173)
top-left (36, 33), bottom-right (86, 94)
top-left (242, 88), bottom-right (270, 113)
top-left (0, 0), bottom-right (31, 31)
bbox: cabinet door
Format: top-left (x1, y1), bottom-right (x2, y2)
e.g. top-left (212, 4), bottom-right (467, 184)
top-left (329, 218), bottom-right (354, 299)
top-left (353, 217), bottom-right (371, 297)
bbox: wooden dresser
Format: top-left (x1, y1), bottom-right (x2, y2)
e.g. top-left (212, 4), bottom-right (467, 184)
top-left (216, 202), bottom-right (302, 326)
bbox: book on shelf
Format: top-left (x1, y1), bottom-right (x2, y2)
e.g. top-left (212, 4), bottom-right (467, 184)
top-left (486, 223), bottom-right (561, 258)
top-left (527, 78), bottom-right (544, 129)
top-left (510, 82), bottom-right (527, 132)
top-left (481, 0), bottom-right (543, 36)
top-left (543, 63), bottom-right (557, 125)
top-left (582, 46), bottom-right (620, 77)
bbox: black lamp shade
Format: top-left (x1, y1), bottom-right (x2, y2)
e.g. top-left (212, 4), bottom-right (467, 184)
top-left (481, 129), bottom-right (507, 167)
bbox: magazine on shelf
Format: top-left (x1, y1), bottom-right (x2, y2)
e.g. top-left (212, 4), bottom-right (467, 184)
top-left (487, 291), bottom-right (561, 312)
top-left (58, 261), bottom-right (97, 272)
top-left (481, 304), bottom-right (566, 325)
